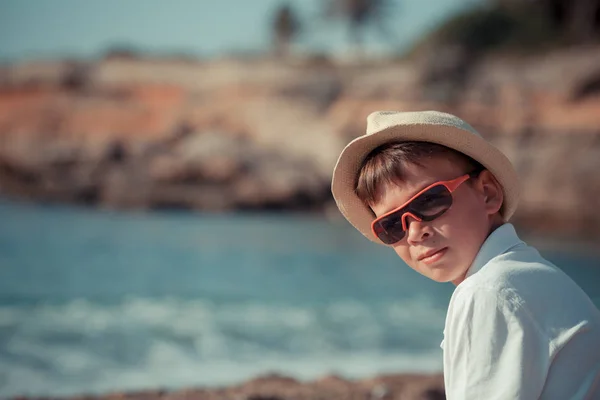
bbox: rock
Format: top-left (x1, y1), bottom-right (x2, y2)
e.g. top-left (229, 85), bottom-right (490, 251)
top-left (1, 51), bottom-right (600, 239)
top-left (8, 372), bottom-right (446, 399)
top-left (370, 383), bottom-right (392, 399)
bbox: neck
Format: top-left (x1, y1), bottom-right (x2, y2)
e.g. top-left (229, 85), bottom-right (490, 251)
top-left (489, 214), bottom-right (505, 235)
top-left (451, 217), bottom-right (505, 287)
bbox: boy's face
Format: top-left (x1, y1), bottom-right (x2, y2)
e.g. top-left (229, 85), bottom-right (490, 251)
top-left (370, 155), bottom-right (502, 285)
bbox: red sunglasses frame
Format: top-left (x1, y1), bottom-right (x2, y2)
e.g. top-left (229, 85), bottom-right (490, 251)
top-left (371, 173), bottom-right (473, 244)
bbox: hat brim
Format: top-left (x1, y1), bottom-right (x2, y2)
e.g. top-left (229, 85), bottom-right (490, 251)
top-left (331, 122), bottom-right (520, 244)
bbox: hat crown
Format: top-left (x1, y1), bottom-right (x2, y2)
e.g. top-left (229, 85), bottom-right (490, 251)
top-left (366, 110), bottom-right (481, 138)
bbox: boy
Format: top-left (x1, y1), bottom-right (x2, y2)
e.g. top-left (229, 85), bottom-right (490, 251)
top-left (331, 110), bottom-right (600, 399)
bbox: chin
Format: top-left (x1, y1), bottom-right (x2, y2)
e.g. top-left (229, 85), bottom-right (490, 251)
top-left (427, 267), bottom-right (465, 283)
top-left (428, 273), bottom-right (454, 283)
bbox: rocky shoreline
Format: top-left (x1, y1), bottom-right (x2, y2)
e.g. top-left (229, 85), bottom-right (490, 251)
top-left (11, 373), bottom-right (445, 400)
top-left (1, 48), bottom-right (600, 239)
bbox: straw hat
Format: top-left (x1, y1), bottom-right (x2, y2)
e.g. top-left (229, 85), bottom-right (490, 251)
top-left (331, 110), bottom-right (520, 244)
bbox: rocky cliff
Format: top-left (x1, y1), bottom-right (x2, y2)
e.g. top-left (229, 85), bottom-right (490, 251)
top-left (1, 48), bottom-right (599, 240)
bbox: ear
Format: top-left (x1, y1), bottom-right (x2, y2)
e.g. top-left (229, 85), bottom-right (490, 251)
top-left (476, 170), bottom-right (504, 216)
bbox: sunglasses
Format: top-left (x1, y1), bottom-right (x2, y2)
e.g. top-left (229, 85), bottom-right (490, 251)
top-left (371, 171), bottom-right (480, 245)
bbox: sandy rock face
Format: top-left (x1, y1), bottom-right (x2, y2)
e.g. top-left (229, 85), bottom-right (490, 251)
top-left (0, 50), bottom-right (599, 239)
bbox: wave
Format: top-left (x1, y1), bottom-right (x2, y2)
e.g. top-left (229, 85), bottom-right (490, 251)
top-left (0, 296), bottom-right (445, 397)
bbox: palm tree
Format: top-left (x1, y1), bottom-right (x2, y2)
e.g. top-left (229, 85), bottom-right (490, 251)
top-left (323, 0), bottom-right (395, 53)
top-left (541, 0), bottom-right (600, 43)
top-left (272, 3), bottom-right (301, 57)
top-left (492, 0), bottom-right (600, 43)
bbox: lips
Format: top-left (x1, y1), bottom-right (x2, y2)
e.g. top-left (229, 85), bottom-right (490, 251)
top-left (417, 247), bottom-right (447, 262)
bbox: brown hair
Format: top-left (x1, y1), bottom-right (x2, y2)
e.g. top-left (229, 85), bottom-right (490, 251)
top-left (355, 141), bottom-right (484, 207)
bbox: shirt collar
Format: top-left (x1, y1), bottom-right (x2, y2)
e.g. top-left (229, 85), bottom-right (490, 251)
top-left (464, 223), bottom-right (525, 280)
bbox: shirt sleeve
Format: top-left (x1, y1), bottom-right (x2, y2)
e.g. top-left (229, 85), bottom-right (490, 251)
top-left (444, 287), bottom-right (551, 399)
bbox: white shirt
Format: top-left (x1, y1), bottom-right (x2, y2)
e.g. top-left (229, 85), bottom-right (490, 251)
top-left (441, 224), bottom-right (600, 399)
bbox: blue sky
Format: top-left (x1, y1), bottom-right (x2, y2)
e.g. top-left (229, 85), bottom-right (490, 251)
top-left (0, 0), bottom-right (481, 61)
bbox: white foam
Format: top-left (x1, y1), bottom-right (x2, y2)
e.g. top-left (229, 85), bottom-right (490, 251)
top-left (0, 297), bottom-right (445, 397)
top-left (1, 348), bottom-right (443, 397)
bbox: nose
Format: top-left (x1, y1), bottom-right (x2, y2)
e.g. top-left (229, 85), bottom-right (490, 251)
top-left (403, 214), bottom-right (432, 243)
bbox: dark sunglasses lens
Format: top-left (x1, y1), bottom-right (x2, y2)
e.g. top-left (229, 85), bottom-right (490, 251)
top-left (409, 185), bottom-right (453, 219)
top-left (373, 213), bottom-right (406, 244)
top-left (374, 184), bottom-right (454, 244)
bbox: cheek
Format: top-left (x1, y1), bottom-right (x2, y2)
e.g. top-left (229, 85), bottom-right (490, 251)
top-left (449, 189), bottom-right (488, 226)
top-left (443, 192), bottom-right (491, 249)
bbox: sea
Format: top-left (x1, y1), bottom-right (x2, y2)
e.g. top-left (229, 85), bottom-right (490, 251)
top-left (0, 199), bottom-right (599, 398)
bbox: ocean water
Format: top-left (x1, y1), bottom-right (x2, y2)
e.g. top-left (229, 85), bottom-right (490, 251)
top-left (0, 199), bottom-right (598, 398)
